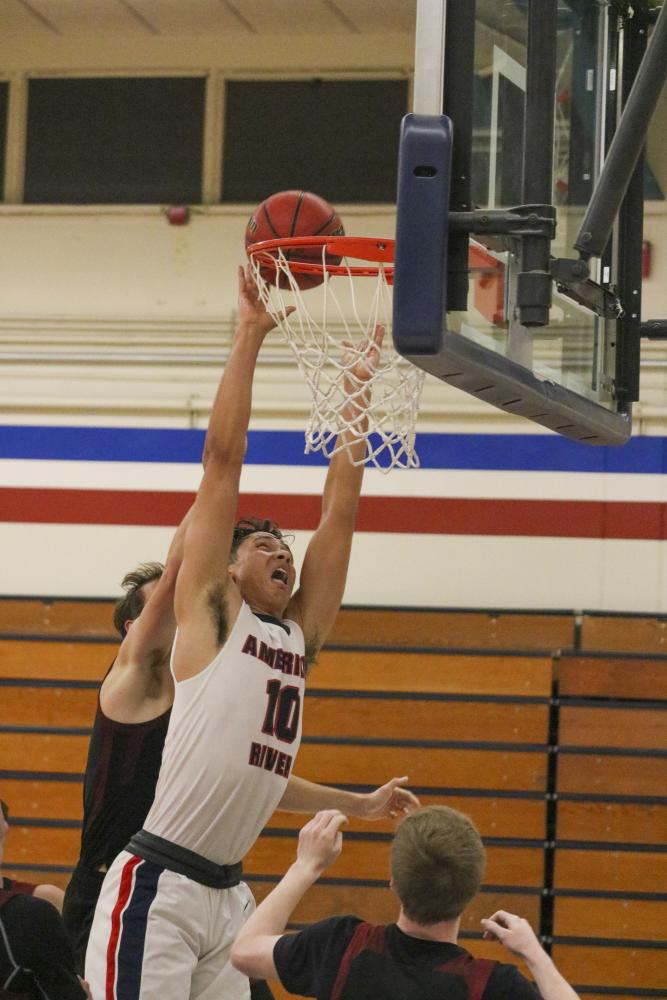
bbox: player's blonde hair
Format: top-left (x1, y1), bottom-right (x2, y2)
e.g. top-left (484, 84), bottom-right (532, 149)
top-left (391, 805), bottom-right (485, 924)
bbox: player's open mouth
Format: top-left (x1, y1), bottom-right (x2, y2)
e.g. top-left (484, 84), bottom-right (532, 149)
top-left (271, 569), bottom-right (289, 585)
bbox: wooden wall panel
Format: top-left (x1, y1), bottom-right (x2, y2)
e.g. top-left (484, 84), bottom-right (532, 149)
top-left (1, 733), bottom-right (547, 791)
top-left (303, 696), bottom-right (549, 744)
top-left (3, 828), bottom-right (543, 889)
top-left (0, 782), bottom-right (545, 839)
top-left (557, 753), bottom-right (667, 797)
top-left (329, 609), bottom-right (574, 650)
top-left (553, 896), bottom-right (666, 941)
top-left (559, 706), bottom-right (667, 750)
top-left (312, 650), bottom-right (553, 697)
top-left (557, 800), bottom-right (667, 845)
top-left (271, 794), bottom-right (546, 840)
top-left (0, 733), bottom-right (88, 772)
top-left (558, 655), bottom-right (667, 700)
top-left (554, 848), bottom-right (665, 894)
top-left (551, 943), bottom-right (666, 990)
top-left (0, 779), bottom-right (83, 821)
top-left (249, 881), bottom-right (541, 933)
top-left (579, 615), bottom-right (667, 655)
top-left (294, 744), bottom-right (547, 792)
top-left (0, 640), bottom-right (554, 695)
top-left (245, 837), bottom-right (544, 887)
top-left (0, 599), bottom-right (116, 637)
top-left (0, 639), bottom-right (115, 680)
top-left (0, 601), bottom-right (574, 650)
top-left (2, 685), bottom-right (97, 727)
top-left (577, 995), bottom-right (647, 1000)
top-left (3, 824), bottom-right (80, 866)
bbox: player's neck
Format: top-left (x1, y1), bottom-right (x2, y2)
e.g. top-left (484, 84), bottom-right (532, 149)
top-left (396, 908), bottom-right (460, 944)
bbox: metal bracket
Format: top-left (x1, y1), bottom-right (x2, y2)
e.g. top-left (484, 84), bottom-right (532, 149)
top-left (550, 257), bottom-right (624, 320)
top-left (449, 205), bottom-right (556, 240)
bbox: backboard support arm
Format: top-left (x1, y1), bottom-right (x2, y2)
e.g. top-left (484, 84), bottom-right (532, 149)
top-left (574, 0), bottom-right (667, 258)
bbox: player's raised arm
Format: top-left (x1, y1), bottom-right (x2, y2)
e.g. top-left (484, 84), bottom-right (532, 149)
top-left (111, 507), bottom-right (193, 676)
top-left (287, 326), bottom-right (383, 659)
top-left (172, 267), bottom-right (288, 681)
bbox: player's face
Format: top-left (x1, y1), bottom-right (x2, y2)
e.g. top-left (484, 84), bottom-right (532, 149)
top-left (230, 532), bottom-right (296, 616)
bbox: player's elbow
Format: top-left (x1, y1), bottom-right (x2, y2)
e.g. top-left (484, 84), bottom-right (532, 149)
top-left (203, 442), bottom-right (246, 473)
top-left (230, 937), bottom-right (256, 977)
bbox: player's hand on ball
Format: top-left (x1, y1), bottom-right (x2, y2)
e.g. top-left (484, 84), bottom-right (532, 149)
top-left (362, 776), bottom-right (420, 821)
top-left (296, 809), bottom-right (347, 876)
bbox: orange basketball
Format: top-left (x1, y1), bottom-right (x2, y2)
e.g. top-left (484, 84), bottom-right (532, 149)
top-left (245, 190), bottom-right (344, 290)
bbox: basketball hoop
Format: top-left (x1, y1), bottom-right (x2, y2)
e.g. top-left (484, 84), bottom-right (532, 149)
top-left (246, 236), bottom-right (425, 472)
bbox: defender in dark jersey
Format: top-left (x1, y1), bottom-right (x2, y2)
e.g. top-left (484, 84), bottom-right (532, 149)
top-left (61, 557), bottom-right (178, 973)
top-left (0, 799), bottom-right (65, 915)
top-left (232, 806), bottom-right (581, 1000)
top-left (1, 881), bottom-right (91, 999)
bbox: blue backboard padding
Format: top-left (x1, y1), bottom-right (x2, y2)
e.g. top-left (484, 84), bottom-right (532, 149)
top-left (0, 425), bottom-right (664, 473)
top-left (393, 114), bottom-right (453, 356)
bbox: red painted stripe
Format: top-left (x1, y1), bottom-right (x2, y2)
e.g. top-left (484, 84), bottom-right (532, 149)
top-left (0, 487), bottom-right (665, 540)
top-left (105, 855), bottom-right (142, 1000)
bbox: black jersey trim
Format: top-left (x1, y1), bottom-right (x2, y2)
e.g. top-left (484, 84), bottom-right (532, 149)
top-left (254, 612), bottom-right (291, 634)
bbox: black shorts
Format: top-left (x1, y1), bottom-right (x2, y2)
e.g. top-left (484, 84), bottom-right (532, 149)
top-left (61, 864), bottom-right (106, 975)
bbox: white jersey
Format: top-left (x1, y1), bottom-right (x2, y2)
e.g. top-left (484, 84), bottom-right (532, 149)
top-left (143, 600), bottom-right (306, 865)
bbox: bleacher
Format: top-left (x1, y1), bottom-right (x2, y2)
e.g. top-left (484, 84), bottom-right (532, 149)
top-left (1, 600), bottom-right (665, 998)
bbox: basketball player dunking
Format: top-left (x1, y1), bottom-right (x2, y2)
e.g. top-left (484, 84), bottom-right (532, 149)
top-left (68, 554), bottom-right (416, 987)
top-left (85, 267), bottom-right (413, 1000)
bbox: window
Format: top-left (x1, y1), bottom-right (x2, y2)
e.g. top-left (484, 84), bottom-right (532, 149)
top-left (222, 78), bottom-right (408, 204)
top-left (24, 76), bottom-right (205, 204)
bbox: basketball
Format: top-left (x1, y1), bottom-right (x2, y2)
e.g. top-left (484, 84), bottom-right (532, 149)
top-left (245, 190), bottom-right (344, 290)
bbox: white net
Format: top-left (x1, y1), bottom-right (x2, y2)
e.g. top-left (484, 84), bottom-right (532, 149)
top-left (249, 244), bottom-right (426, 472)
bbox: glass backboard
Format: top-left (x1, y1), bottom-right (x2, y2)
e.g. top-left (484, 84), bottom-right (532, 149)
top-left (393, 0), bottom-right (648, 444)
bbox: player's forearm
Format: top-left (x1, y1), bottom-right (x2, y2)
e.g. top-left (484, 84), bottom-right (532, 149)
top-left (523, 950), bottom-right (580, 1000)
top-left (165, 505), bottom-right (194, 565)
top-left (203, 326), bottom-right (264, 466)
top-left (279, 775), bottom-right (364, 816)
top-left (238, 858), bottom-right (318, 944)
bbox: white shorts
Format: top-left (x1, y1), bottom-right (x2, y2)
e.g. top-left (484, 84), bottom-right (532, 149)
top-left (85, 850), bottom-right (254, 1000)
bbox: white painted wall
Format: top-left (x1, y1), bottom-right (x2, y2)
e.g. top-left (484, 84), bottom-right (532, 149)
top-left (0, 16), bottom-right (666, 613)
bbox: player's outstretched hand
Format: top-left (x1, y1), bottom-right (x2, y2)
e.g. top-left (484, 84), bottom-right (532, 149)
top-left (362, 776), bottom-right (420, 821)
top-left (482, 910), bottom-right (582, 1000)
top-left (296, 809), bottom-right (346, 877)
top-left (341, 324), bottom-right (385, 385)
top-left (237, 265), bottom-right (295, 338)
top-left (481, 910), bottom-right (543, 962)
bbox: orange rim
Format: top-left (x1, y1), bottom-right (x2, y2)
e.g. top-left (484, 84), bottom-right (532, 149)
top-left (247, 235), bottom-right (395, 279)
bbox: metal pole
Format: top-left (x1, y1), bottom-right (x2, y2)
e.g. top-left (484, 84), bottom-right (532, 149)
top-left (442, 0), bottom-right (476, 312)
top-left (575, 0), bottom-right (667, 258)
top-left (522, 0), bottom-right (557, 203)
top-left (517, 0), bottom-right (558, 326)
top-left (412, 0), bottom-right (447, 116)
top-left (615, 13), bottom-right (648, 405)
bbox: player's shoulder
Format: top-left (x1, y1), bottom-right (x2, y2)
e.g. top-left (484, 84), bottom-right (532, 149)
top-left (483, 961), bottom-right (542, 1000)
top-left (277, 914), bottom-right (363, 960)
top-left (274, 915), bottom-right (365, 994)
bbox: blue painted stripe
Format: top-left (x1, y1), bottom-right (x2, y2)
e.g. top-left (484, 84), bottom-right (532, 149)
top-left (116, 859), bottom-right (162, 999)
top-left (0, 425), bottom-right (665, 472)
